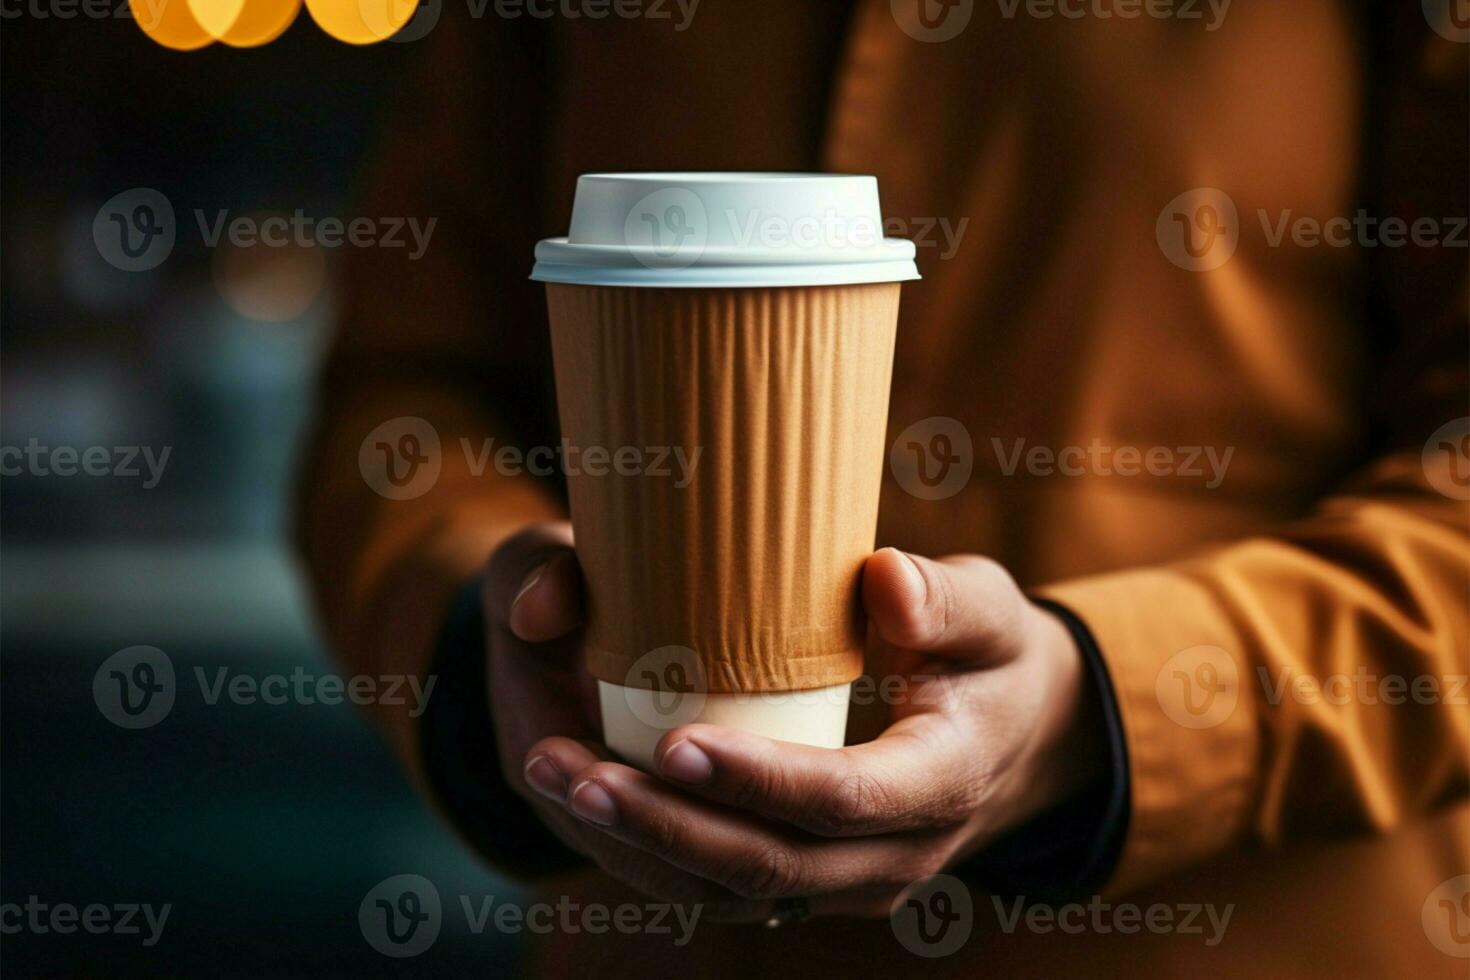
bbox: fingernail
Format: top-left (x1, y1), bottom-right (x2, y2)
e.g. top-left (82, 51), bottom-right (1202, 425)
top-left (512, 562), bottom-right (547, 610)
top-left (659, 740), bottom-right (713, 784)
top-left (523, 756), bottom-right (566, 802)
top-left (892, 549), bottom-right (926, 603)
top-left (568, 780), bottom-right (618, 826)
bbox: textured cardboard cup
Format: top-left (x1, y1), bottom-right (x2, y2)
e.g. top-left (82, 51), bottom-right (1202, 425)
top-left (546, 282), bottom-right (901, 758)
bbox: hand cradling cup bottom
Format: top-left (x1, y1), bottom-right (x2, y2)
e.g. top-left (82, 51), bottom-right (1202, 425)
top-left (597, 680), bottom-right (853, 772)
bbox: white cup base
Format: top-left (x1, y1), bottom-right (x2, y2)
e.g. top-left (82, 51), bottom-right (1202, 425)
top-left (597, 680), bottom-right (852, 772)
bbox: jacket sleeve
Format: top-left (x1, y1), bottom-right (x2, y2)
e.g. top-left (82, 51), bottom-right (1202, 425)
top-left (292, 20), bottom-right (564, 796)
top-left (1037, 13), bottom-right (1470, 896)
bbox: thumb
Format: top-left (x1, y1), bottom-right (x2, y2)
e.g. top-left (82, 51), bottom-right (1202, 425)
top-left (482, 523), bottom-right (585, 642)
top-left (861, 547), bottom-right (1027, 656)
top-left (508, 549), bottom-right (585, 643)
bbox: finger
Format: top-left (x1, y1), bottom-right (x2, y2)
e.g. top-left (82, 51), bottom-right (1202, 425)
top-left (551, 757), bottom-right (945, 902)
top-left (862, 548), bottom-right (1025, 657)
top-left (508, 550), bottom-right (585, 642)
top-left (482, 522), bottom-right (580, 631)
top-left (651, 718), bottom-right (985, 837)
top-left (520, 736), bottom-right (614, 802)
top-left (489, 620), bottom-right (595, 761)
top-left (522, 738), bottom-right (765, 916)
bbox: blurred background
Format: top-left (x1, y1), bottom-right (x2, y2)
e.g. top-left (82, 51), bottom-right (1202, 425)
top-left (1, 9), bottom-right (527, 976)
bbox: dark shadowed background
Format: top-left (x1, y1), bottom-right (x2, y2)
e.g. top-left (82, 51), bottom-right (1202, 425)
top-left (1, 9), bottom-right (529, 976)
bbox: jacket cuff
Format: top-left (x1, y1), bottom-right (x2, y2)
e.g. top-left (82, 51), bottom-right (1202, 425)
top-left (418, 579), bottom-right (587, 879)
top-left (958, 598), bottom-right (1130, 901)
top-left (1035, 568), bottom-right (1258, 896)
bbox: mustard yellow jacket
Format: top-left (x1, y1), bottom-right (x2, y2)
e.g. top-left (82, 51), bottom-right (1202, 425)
top-left (296, 2), bottom-right (1469, 975)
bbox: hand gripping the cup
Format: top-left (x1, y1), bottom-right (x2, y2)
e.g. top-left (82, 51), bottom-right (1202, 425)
top-left (520, 545), bottom-right (1107, 921)
top-left (485, 522), bottom-right (769, 915)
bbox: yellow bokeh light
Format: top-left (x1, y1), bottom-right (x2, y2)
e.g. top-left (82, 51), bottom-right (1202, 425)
top-left (130, 0), bottom-right (214, 50)
top-left (187, 0), bottom-right (302, 48)
top-left (303, 0), bottom-right (417, 44)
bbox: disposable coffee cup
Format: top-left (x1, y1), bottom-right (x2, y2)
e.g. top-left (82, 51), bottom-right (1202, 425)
top-left (532, 173), bottom-right (918, 771)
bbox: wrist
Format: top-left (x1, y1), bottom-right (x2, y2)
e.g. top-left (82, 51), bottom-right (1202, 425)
top-left (1024, 603), bottom-right (1108, 813)
top-left (955, 597), bottom-right (1131, 900)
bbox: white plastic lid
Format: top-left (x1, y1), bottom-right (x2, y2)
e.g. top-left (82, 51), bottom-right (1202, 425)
top-left (531, 172), bottom-right (920, 288)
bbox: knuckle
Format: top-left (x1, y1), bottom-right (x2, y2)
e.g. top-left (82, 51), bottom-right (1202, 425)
top-left (583, 761), bottom-right (624, 784)
top-left (722, 843), bottom-right (804, 899)
top-left (809, 768), bottom-right (891, 835)
top-left (969, 556), bottom-right (1025, 639)
top-left (635, 801), bottom-right (684, 856)
top-left (914, 774), bottom-right (982, 830)
top-left (892, 602), bottom-right (933, 649)
top-left (927, 563), bottom-right (960, 645)
top-left (955, 764), bottom-right (991, 815)
top-left (727, 756), bottom-right (785, 812)
top-left (889, 555), bottom-right (964, 649)
top-left (931, 789), bottom-right (977, 829)
top-left (910, 728), bottom-right (987, 827)
top-left (965, 554), bottom-right (1008, 585)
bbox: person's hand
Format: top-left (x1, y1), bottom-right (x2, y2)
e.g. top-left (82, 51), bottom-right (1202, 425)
top-left (483, 522), bottom-right (755, 913)
top-left (525, 547), bottom-right (1105, 921)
